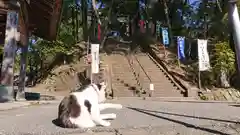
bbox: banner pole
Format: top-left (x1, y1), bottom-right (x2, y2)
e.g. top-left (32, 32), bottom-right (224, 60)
top-left (197, 39), bottom-right (201, 90)
top-left (177, 42), bottom-right (181, 68)
top-left (198, 68), bottom-right (201, 89)
top-left (177, 37), bottom-right (180, 68)
top-left (88, 37), bottom-right (93, 84)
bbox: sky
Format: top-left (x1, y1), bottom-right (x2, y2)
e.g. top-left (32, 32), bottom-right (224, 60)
top-left (189, 0), bottom-right (200, 9)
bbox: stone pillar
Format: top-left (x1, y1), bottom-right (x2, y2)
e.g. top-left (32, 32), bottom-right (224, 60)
top-left (0, 11), bottom-right (19, 102)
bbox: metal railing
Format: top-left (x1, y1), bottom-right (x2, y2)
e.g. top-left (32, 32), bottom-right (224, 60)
top-left (126, 46), bottom-right (153, 97)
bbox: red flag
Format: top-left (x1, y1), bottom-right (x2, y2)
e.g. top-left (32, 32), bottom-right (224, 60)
top-left (97, 24), bottom-right (101, 41)
top-left (139, 20), bottom-right (145, 33)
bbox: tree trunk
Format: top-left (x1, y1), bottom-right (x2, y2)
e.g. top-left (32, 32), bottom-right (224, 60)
top-left (92, 0), bottom-right (101, 25)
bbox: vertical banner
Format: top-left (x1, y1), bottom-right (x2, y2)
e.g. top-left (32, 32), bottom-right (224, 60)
top-left (156, 21), bottom-right (161, 37)
top-left (177, 36), bottom-right (185, 60)
top-left (138, 0), bottom-right (145, 34)
top-left (139, 0), bottom-right (146, 11)
top-left (97, 24), bottom-right (101, 41)
top-left (161, 27), bottom-right (169, 47)
top-left (96, 0), bottom-right (105, 9)
top-left (139, 20), bottom-right (145, 33)
top-left (91, 44), bottom-right (100, 74)
top-left (197, 39), bottom-right (210, 71)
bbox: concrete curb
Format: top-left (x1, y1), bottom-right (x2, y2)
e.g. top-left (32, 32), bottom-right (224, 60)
top-left (109, 97), bottom-right (240, 104)
top-left (0, 99), bottom-right (60, 111)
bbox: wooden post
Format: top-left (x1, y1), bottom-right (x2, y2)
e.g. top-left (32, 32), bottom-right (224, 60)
top-left (0, 11), bottom-right (19, 102)
top-left (17, 0), bottom-right (29, 100)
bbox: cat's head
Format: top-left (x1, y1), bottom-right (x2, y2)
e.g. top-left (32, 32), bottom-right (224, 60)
top-left (96, 81), bottom-right (107, 103)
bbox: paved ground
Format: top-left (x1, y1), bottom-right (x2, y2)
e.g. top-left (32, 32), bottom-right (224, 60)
top-left (1, 98), bottom-right (240, 135)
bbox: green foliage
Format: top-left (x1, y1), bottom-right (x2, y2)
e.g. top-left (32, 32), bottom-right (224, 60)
top-left (11, 0), bottom-right (239, 89)
top-left (212, 41), bottom-right (236, 77)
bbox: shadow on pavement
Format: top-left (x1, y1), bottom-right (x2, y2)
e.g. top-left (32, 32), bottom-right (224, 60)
top-left (128, 107), bottom-right (239, 124)
top-left (229, 104), bottom-right (240, 107)
top-left (128, 107), bottom-right (232, 135)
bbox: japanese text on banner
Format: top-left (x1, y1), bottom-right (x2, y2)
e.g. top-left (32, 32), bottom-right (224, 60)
top-left (177, 36), bottom-right (185, 60)
top-left (91, 44), bottom-right (100, 74)
top-left (197, 39), bottom-right (210, 71)
top-left (161, 27), bottom-right (169, 47)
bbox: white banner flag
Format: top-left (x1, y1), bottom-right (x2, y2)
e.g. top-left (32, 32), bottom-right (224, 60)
top-left (198, 39), bottom-right (210, 71)
top-left (91, 44), bottom-right (100, 73)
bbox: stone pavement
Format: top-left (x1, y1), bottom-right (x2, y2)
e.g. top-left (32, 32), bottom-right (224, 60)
top-left (0, 98), bottom-right (240, 135)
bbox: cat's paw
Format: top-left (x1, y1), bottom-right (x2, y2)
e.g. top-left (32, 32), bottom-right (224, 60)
top-left (115, 104), bottom-right (123, 109)
top-left (108, 113), bottom-right (117, 119)
top-left (100, 113), bottom-right (117, 120)
top-left (102, 121), bottom-right (111, 127)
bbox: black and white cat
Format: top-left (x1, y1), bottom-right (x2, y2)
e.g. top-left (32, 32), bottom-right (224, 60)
top-left (57, 82), bottom-right (123, 128)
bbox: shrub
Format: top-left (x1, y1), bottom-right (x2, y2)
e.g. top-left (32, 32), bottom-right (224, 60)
top-left (212, 41), bottom-right (236, 87)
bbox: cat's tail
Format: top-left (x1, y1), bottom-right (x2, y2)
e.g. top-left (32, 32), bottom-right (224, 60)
top-left (56, 95), bottom-right (81, 128)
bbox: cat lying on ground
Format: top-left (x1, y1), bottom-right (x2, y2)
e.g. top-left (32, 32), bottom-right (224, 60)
top-left (57, 82), bottom-right (123, 128)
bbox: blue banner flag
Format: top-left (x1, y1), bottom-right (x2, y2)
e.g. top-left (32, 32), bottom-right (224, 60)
top-left (161, 27), bottom-right (169, 46)
top-left (139, 0), bottom-right (146, 10)
top-left (96, 1), bottom-right (106, 9)
top-left (87, 0), bottom-right (92, 9)
top-left (76, 0), bottom-right (103, 10)
top-left (177, 36), bottom-right (185, 60)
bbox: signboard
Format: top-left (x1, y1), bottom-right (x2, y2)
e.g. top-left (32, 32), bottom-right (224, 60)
top-left (197, 39), bottom-right (210, 71)
top-left (91, 44), bottom-right (100, 73)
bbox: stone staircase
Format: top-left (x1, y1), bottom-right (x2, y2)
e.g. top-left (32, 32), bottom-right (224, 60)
top-left (104, 53), bottom-right (183, 97)
top-left (110, 54), bottom-right (138, 97)
top-left (133, 53), bottom-right (182, 97)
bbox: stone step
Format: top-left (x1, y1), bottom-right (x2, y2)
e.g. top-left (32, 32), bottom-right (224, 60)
top-left (105, 53), bottom-right (183, 97)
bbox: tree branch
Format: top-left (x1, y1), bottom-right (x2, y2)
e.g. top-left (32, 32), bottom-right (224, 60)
top-left (92, 0), bottom-right (101, 25)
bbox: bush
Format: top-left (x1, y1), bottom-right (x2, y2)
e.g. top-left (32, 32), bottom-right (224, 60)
top-left (212, 41), bottom-right (236, 87)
